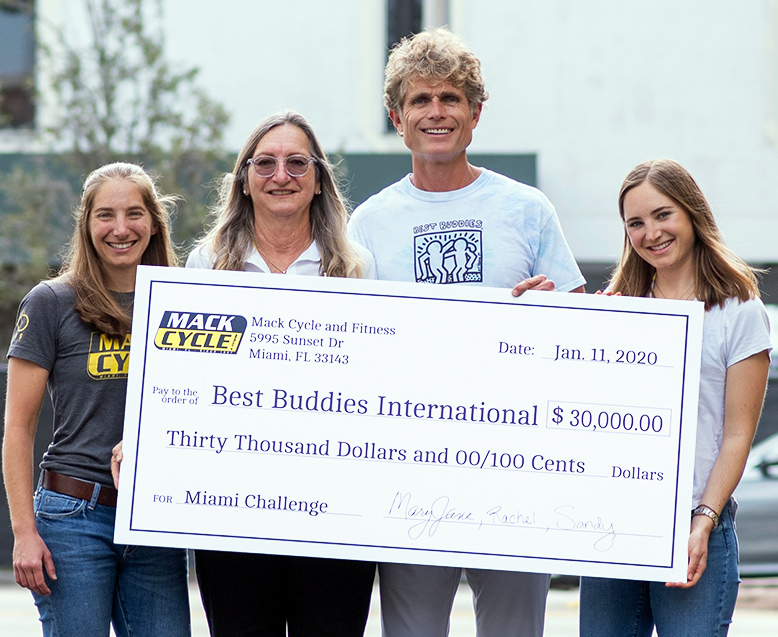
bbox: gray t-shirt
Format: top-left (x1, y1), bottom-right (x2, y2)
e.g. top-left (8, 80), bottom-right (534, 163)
top-left (8, 280), bottom-right (133, 486)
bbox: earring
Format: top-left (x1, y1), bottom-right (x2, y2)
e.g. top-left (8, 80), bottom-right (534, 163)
top-left (243, 190), bottom-right (248, 196)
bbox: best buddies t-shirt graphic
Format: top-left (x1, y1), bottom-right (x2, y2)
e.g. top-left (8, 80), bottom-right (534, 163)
top-left (414, 229), bottom-right (483, 284)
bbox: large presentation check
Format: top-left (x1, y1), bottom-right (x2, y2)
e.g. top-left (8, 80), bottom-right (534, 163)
top-left (115, 265), bottom-right (704, 581)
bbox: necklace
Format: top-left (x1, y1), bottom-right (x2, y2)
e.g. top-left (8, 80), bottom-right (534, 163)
top-left (652, 278), bottom-right (696, 301)
top-left (253, 238), bottom-right (313, 274)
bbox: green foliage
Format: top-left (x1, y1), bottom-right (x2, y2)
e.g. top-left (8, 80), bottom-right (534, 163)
top-left (0, 0), bottom-right (230, 353)
top-left (39, 0), bottom-right (231, 242)
top-left (0, 161), bottom-right (74, 265)
top-left (0, 158), bottom-right (74, 341)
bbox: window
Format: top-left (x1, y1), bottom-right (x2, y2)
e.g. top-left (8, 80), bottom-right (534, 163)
top-left (387, 0), bottom-right (422, 53)
top-left (0, 1), bottom-right (35, 129)
top-left (384, 0), bottom-right (450, 131)
top-left (385, 0), bottom-right (422, 130)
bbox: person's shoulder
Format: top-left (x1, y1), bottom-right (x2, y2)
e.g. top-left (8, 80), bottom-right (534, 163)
top-left (23, 278), bottom-right (74, 307)
top-left (717, 296), bottom-right (766, 315)
top-left (479, 169), bottom-right (553, 206)
top-left (348, 239), bottom-right (373, 261)
top-left (348, 241), bottom-right (377, 279)
top-left (728, 296), bottom-right (769, 321)
top-left (10, 279), bottom-right (74, 360)
top-left (707, 296), bottom-right (769, 331)
top-left (352, 176), bottom-right (411, 216)
top-left (185, 243), bottom-right (214, 269)
top-left (707, 297), bottom-right (772, 361)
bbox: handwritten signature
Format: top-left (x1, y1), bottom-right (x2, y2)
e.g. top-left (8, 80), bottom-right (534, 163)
top-left (485, 506), bottom-right (537, 527)
top-left (388, 491), bottom-right (475, 539)
top-left (554, 504), bottom-right (617, 551)
top-left (387, 492), bottom-right (618, 550)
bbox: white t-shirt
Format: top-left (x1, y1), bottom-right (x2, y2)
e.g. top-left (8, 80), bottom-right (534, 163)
top-left (185, 239), bottom-right (376, 279)
top-left (348, 169), bottom-right (584, 291)
top-left (693, 297), bottom-right (772, 504)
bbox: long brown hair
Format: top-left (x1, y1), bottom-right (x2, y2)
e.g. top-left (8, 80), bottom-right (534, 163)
top-left (59, 162), bottom-right (178, 336)
top-left (197, 111), bottom-right (364, 278)
top-left (609, 159), bottom-right (760, 309)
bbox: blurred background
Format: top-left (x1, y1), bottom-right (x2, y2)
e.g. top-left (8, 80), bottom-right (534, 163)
top-left (2, 0), bottom-right (778, 571)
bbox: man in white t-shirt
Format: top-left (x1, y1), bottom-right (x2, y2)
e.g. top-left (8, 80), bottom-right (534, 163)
top-left (348, 27), bottom-right (585, 637)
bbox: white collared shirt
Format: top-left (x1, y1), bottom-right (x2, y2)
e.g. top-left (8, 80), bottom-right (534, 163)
top-left (186, 239), bottom-right (376, 279)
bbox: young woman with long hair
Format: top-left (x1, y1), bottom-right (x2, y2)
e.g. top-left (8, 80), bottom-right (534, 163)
top-left (3, 162), bottom-right (191, 636)
top-left (579, 158), bottom-right (771, 636)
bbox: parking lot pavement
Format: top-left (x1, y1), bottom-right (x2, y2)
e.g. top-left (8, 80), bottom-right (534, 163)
top-left (2, 572), bottom-right (778, 636)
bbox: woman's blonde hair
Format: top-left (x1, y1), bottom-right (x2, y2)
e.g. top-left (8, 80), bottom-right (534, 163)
top-left (59, 162), bottom-right (178, 336)
top-left (384, 27), bottom-right (488, 115)
top-left (609, 158), bottom-right (760, 309)
top-left (197, 111), bottom-right (364, 278)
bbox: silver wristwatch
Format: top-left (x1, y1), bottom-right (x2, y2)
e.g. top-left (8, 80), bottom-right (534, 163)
top-left (692, 504), bottom-right (720, 528)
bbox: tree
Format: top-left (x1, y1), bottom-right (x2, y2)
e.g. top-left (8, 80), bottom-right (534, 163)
top-left (0, 0), bottom-right (230, 352)
top-left (39, 0), bottom-right (231, 239)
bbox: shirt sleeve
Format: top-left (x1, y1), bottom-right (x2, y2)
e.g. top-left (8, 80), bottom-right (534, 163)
top-left (725, 298), bottom-right (772, 367)
top-left (347, 209), bottom-right (367, 246)
top-left (7, 283), bottom-right (60, 371)
top-left (354, 242), bottom-right (377, 280)
top-left (533, 203), bottom-right (586, 292)
top-left (185, 245), bottom-right (212, 269)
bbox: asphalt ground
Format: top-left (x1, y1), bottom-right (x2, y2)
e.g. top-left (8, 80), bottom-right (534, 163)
top-left (1, 571), bottom-right (777, 635)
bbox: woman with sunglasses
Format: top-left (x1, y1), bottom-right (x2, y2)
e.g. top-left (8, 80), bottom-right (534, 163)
top-left (186, 111), bottom-right (376, 636)
top-left (579, 158), bottom-right (771, 636)
top-left (3, 163), bottom-right (190, 636)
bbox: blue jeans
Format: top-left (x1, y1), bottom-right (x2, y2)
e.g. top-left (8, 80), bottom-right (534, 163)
top-left (32, 486), bottom-right (191, 637)
top-left (579, 501), bottom-right (739, 637)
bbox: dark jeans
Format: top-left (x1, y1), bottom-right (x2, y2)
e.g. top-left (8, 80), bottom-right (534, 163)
top-left (195, 550), bottom-right (375, 636)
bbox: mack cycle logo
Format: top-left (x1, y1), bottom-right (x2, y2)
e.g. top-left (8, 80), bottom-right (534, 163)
top-left (88, 333), bottom-right (132, 379)
top-left (154, 311), bottom-right (247, 354)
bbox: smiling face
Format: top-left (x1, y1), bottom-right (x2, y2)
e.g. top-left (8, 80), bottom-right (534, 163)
top-left (246, 124), bottom-right (320, 224)
top-left (389, 76), bottom-right (481, 163)
top-left (623, 181), bottom-right (697, 277)
top-left (88, 178), bottom-right (157, 290)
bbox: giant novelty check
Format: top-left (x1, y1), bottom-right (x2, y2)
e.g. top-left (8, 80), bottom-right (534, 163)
top-left (115, 265), bottom-right (703, 581)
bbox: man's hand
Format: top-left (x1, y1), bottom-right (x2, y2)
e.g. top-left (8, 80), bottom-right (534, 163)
top-left (511, 275), bottom-right (556, 297)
